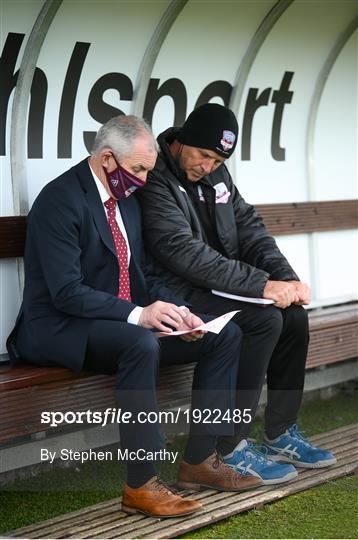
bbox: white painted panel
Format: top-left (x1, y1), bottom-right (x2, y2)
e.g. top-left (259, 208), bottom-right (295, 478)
top-left (314, 230), bottom-right (358, 300)
top-left (235, 0), bottom-right (357, 204)
top-left (25, 0), bottom-right (172, 205)
top-left (0, 0), bottom-right (43, 49)
top-left (0, 1), bottom-right (43, 353)
top-left (0, 156), bottom-right (14, 216)
top-left (150, 0), bottom-right (276, 134)
top-left (313, 30), bottom-right (358, 201)
top-left (273, 233), bottom-right (311, 288)
top-left (0, 260), bottom-right (21, 355)
top-left (0, 0), bottom-right (43, 215)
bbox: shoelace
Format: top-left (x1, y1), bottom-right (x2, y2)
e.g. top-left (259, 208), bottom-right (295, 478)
top-left (243, 444), bottom-right (273, 466)
top-left (212, 451), bottom-right (225, 470)
top-left (217, 451), bottom-right (251, 476)
top-left (289, 425), bottom-right (317, 449)
top-left (152, 477), bottom-right (178, 495)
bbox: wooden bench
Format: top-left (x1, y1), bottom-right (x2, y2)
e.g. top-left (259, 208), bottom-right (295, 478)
top-left (1, 303), bottom-right (357, 448)
top-left (0, 201), bottom-right (357, 449)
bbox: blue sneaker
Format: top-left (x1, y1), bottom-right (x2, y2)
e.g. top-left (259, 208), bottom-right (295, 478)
top-left (223, 439), bottom-right (298, 485)
top-left (262, 424), bottom-right (337, 468)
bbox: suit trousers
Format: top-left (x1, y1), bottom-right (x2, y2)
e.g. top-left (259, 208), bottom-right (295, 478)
top-left (186, 291), bottom-right (309, 439)
top-left (84, 317), bottom-right (242, 460)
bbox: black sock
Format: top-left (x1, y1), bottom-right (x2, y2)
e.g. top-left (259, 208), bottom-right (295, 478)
top-left (216, 436), bottom-right (241, 457)
top-left (126, 462), bottom-right (157, 488)
top-left (183, 435), bottom-right (217, 465)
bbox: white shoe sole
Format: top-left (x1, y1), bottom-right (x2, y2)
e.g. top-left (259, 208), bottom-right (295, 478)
top-left (260, 470), bottom-right (298, 485)
top-left (267, 454), bottom-right (337, 468)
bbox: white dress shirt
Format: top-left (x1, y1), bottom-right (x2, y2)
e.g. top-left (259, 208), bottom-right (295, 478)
top-left (90, 164), bottom-right (143, 325)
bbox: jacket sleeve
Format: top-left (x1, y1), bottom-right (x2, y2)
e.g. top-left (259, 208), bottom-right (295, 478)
top-left (230, 180), bottom-right (299, 281)
top-left (139, 174), bottom-right (271, 297)
top-left (142, 251), bottom-right (190, 307)
top-left (28, 186), bottom-right (137, 321)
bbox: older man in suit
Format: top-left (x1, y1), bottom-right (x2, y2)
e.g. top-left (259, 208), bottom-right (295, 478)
top-left (7, 115), bottom-right (261, 518)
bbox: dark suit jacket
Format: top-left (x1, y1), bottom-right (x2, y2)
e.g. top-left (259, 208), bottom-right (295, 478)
top-left (7, 158), bottom-right (185, 371)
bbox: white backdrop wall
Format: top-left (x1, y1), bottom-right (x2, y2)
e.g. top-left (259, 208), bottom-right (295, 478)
top-left (0, 0), bottom-right (357, 354)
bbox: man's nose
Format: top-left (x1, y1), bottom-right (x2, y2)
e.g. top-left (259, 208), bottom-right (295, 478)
top-left (201, 159), bottom-right (215, 173)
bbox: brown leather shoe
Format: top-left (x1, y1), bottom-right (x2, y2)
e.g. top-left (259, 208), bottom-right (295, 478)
top-left (177, 452), bottom-right (263, 491)
top-left (121, 476), bottom-right (202, 517)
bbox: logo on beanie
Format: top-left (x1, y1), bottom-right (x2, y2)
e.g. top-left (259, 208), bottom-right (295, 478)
top-left (220, 130), bottom-right (236, 152)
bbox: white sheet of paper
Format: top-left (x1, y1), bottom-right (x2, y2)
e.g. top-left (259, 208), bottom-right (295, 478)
top-left (156, 310), bottom-right (240, 338)
top-left (212, 289), bottom-right (275, 305)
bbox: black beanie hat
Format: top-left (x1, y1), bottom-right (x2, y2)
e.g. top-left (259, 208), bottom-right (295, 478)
top-left (177, 103), bottom-right (238, 158)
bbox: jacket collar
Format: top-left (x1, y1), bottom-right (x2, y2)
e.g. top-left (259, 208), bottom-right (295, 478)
top-left (75, 158), bottom-right (117, 258)
top-left (157, 127), bottom-right (181, 177)
top-left (155, 133), bottom-right (238, 258)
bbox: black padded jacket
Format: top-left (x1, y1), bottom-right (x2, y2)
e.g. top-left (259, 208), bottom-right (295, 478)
top-left (136, 127), bottom-right (299, 300)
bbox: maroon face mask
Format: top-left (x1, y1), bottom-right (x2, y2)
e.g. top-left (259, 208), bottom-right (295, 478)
top-left (104, 155), bottom-right (146, 199)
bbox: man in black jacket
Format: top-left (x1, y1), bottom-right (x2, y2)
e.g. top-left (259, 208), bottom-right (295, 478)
top-left (137, 104), bottom-right (336, 484)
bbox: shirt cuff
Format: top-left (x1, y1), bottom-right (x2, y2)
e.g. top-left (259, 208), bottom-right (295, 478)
top-left (127, 306), bottom-right (143, 325)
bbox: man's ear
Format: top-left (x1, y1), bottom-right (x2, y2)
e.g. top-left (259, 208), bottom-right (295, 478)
top-left (169, 139), bottom-right (182, 158)
top-left (100, 149), bottom-right (113, 170)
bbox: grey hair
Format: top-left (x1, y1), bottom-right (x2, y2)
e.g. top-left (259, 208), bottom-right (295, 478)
top-left (91, 115), bottom-right (158, 159)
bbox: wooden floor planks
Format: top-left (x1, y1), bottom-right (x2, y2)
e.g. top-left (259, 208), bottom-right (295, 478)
top-left (8, 424), bottom-right (358, 539)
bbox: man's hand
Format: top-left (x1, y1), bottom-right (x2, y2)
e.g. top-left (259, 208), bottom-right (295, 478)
top-left (263, 280), bottom-right (297, 308)
top-left (176, 311), bottom-right (207, 342)
top-left (139, 301), bottom-right (188, 332)
top-left (287, 281), bottom-right (311, 305)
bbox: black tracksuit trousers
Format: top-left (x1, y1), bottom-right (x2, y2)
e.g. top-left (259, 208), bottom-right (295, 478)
top-left (187, 291), bottom-right (309, 440)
